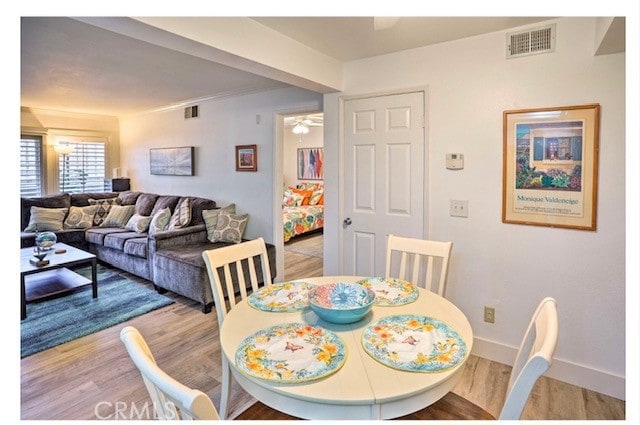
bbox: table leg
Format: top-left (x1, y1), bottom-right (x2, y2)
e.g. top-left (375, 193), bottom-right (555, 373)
top-left (21, 274), bottom-right (27, 320)
top-left (91, 258), bottom-right (98, 298)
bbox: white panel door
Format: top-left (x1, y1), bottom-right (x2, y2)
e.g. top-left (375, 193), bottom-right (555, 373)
top-left (343, 91), bottom-right (425, 276)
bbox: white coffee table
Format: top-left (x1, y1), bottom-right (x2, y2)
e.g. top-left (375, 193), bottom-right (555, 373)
top-left (20, 243), bottom-right (97, 319)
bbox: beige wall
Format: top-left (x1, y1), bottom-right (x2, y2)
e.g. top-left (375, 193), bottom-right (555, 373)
top-left (20, 107), bottom-right (120, 194)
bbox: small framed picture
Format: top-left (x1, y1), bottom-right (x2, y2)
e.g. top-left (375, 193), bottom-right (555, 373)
top-left (236, 144), bottom-right (257, 172)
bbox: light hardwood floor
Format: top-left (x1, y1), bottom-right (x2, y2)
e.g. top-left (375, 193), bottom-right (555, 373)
top-left (20, 242), bottom-right (625, 420)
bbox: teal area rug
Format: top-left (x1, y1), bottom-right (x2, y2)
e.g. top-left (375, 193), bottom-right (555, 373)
top-left (21, 264), bottom-right (174, 358)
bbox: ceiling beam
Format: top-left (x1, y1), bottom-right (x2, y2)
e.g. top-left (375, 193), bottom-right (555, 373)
top-left (73, 17), bottom-right (343, 93)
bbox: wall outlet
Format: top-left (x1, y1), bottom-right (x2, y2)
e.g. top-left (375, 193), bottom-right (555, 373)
top-left (450, 200), bottom-right (469, 217)
top-left (484, 306), bottom-right (495, 323)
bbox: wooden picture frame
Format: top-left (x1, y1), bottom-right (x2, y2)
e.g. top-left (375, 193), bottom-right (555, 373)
top-left (297, 147), bottom-right (324, 180)
top-left (150, 147), bottom-right (194, 176)
top-left (236, 144), bottom-right (257, 172)
top-left (502, 104), bottom-right (600, 230)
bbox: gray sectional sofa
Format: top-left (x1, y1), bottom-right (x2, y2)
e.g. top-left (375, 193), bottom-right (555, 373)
top-left (20, 191), bottom-right (276, 313)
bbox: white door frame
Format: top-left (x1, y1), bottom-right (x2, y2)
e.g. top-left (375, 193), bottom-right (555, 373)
top-left (272, 106), bottom-right (324, 282)
top-left (337, 86), bottom-right (430, 274)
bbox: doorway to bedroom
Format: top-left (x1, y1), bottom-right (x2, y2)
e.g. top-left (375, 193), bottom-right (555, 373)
top-left (282, 112), bottom-right (324, 281)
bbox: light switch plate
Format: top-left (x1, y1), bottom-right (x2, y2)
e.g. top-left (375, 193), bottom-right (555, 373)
top-left (450, 200), bottom-right (469, 217)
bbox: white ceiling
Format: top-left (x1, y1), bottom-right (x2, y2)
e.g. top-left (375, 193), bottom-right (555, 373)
top-left (21, 16), bottom-right (555, 117)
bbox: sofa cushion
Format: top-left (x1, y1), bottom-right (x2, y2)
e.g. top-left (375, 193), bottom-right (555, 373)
top-left (89, 197), bottom-right (121, 226)
top-left (21, 193), bottom-right (71, 230)
top-left (135, 193), bottom-right (159, 216)
top-left (21, 229), bottom-right (86, 249)
top-left (117, 191), bottom-right (142, 206)
top-left (24, 206), bottom-right (69, 232)
top-left (71, 192), bottom-right (118, 207)
top-left (150, 195), bottom-right (181, 217)
top-left (188, 197), bottom-right (217, 226)
top-left (85, 227), bottom-right (129, 245)
top-left (123, 237), bottom-right (148, 258)
top-left (99, 205), bottom-right (135, 228)
top-left (64, 205), bottom-right (98, 229)
top-left (104, 231), bottom-right (146, 251)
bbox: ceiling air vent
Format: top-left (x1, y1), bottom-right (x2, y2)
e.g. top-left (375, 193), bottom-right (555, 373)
top-left (184, 105), bottom-right (199, 119)
top-left (507, 24), bottom-right (556, 59)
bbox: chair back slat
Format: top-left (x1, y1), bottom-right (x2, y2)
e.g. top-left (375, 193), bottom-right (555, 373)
top-left (386, 234), bottom-right (453, 296)
top-left (202, 238), bottom-right (273, 419)
top-left (499, 297), bottom-right (558, 420)
top-left (120, 326), bottom-right (219, 420)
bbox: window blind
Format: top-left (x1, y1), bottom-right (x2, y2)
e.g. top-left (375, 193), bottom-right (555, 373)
top-left (58, 141), bottom-right (106, 193)
top-left (20, 135), bottom-right (43, 197)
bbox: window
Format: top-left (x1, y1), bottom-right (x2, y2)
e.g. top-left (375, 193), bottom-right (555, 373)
top-left (20, 135), bottom-right (43, 197)
top-left (57, 140), bottom-right (106, 193)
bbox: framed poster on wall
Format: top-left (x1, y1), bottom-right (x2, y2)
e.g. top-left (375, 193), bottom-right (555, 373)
top-left (502, 104), bottom-right (600, 230)
top-left (297, 147), bottom-right (324, 180)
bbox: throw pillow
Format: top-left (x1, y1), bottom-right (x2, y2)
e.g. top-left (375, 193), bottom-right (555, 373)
top-left (99, 205), bottom-right (135, 228)
top-left (202, 204), bottom-right (236, 242)
top-left (212, 210), bottom-right (249, 244)
top-left (168, 197), bottom-right (191, 230)
top-left (124, 213), bottom-right (152, 233)
top-left (89, 197), bottom-right (121, 226)
top-left (24, 206), bottom-right (68, 232)
top-left (290, 188), bottom-right (313, 205)
top-left (148, 207), bottom-right (171, 235)
top-left (283, 189), bottom-right (304, 207)
top-left (64, 205), bottom-right (98, 229)
top-left (308, 189), bottom-right (324, 206)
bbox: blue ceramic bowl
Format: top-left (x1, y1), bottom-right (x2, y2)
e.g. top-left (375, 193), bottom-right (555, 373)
top-left (308, 282), bottom-right (375, 324)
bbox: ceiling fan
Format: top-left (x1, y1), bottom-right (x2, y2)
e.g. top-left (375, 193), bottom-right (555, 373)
top-left (284, 114), bottom-right (323, 135)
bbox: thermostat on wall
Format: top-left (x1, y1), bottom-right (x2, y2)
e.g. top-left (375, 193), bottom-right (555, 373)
top-left (446, 153), bottom-right (464, 170)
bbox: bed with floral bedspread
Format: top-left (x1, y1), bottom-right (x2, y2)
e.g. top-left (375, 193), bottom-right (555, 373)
top-left (283, 205), bottom-right (324, 243)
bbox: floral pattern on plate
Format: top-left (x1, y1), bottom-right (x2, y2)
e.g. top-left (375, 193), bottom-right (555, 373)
top-left (248, 281), bottom-right (315, 312)
top-left (362, 314), bottom-right (467, 372)
top-left (356, 277), bottom-right (419, 306)
top-left (235, 323), bottom-right (346, 383)
top-left (309, 282), bottom-right (374, 309)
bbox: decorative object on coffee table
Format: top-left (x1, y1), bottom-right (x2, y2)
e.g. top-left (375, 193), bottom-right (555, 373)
top-left (30, 247), bottom-right (50, 267)
top-left (35, 231), bottom-right (57, 250)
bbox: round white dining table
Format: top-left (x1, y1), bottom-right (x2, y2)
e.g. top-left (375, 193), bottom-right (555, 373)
top-left (219, 276), bottom-right (473, 420)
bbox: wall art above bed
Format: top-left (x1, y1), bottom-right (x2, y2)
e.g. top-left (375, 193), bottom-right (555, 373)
top-left (297, 148), bottom-right (324, 180)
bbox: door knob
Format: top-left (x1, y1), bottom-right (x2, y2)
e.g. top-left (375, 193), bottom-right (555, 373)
top-left (343, 217), bottom-right (352, 229)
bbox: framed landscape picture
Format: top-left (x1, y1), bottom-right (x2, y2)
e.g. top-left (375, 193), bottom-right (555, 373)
top-left (150, 147), bottom-right (194, 176)
top-left (502, 104), bottom-right (600, 230)
top-left (236, 144), bottom-right (257, 172)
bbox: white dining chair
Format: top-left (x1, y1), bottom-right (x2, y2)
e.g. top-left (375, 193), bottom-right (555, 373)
top-left (202, 237), bottom-right (274, 419)
top-left (400, 297), bottom-right (559, 420)
top-left (120, 326), bottom-right (220, 420)
top-left (385, 234), bottom-right (453, 296)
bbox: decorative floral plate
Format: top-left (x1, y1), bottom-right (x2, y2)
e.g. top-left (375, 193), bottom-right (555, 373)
top-left (362, 315), bottom-right (467, 372)
top-left (247, 281), bottom-right (315, 312)
top-left (235, 323), bottom-right (347, 383)
top-left (356, 277), bottom-right (419, 306)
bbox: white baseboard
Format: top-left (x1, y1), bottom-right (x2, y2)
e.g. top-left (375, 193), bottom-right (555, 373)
top-left (472, 336), bottom-right (625, 401)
